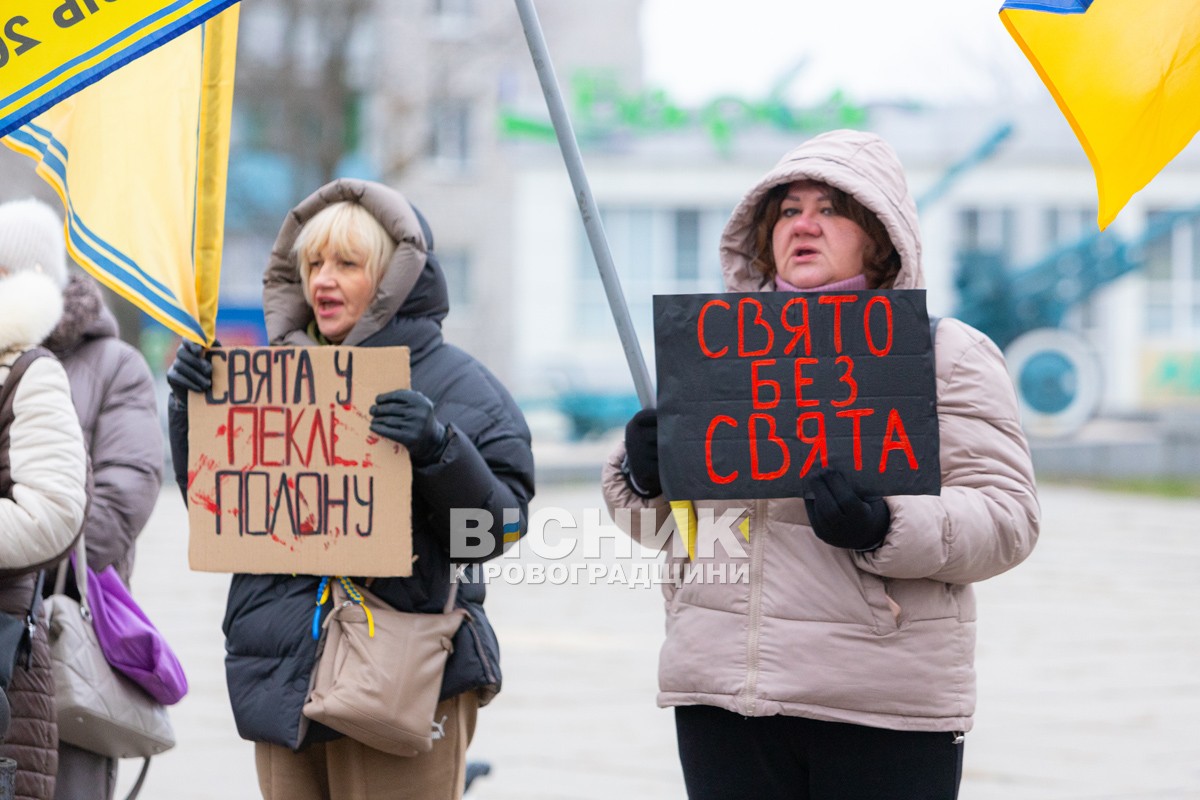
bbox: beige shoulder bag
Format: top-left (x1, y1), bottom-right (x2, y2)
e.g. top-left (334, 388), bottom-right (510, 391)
top-left (303, 576), bottom-right (467, 756)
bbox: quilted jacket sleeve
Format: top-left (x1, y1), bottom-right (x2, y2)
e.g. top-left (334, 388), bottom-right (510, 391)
top-left (601, 441), bottom-right (674, 552)
top-left (414, 421), bottom-right (534, 563)
top-left (853, 319), bottom-right (1040, 584)
top-left (78, 344), bottom-right (164, 572)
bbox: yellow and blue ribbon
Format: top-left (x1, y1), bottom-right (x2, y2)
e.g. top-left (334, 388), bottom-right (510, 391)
top-left (312, 576), bottom-right (376, 639)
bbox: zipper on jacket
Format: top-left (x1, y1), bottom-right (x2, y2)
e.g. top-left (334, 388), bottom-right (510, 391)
top-left (880, 576), bottom-right (901, 629)
top-left (740, 499), bottom-right (767, 715)
top-left (464, 615), bottom-right (497, 687)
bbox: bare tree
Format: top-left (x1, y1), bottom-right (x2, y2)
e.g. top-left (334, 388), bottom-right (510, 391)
top-left (233, 0), bottom-right (372, 214)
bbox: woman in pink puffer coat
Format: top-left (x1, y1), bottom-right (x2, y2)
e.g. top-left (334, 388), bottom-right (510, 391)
top-left (602, 130), bottom-right (1040, 800)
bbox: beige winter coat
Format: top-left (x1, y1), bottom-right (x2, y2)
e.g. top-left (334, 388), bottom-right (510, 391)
top-left (601, 130), bottom-right (1040, 733)
top-left (0, 270), bottom-right (89, 799)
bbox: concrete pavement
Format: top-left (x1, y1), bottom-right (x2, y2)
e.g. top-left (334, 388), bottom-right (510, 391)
top-left (116, 475), bottom-right (1200, 799)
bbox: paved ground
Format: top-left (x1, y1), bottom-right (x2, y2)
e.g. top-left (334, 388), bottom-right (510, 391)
top-left (116, 473), bottom-right (1200, 799)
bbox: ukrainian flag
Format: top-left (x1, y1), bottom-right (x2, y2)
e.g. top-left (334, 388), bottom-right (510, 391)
top-left (0, 0), bottom-right (238, 139)
top-left (2, 7), bottom-right (238, 344)
top-left (1000, 0), bottom-right (1200, 229)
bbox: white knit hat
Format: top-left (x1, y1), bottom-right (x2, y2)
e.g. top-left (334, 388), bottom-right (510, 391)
top-left (0, 198), bottom-right (68, 289)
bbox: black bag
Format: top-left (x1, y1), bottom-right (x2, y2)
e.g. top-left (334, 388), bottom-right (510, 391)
top-left (0, 615), bottom-right (26, 691)
top-left (0, 572), bottom-right (44, 742)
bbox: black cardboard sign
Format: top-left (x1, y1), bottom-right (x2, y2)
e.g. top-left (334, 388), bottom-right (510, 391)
top-left (654, 290), bottom-right (940, 500)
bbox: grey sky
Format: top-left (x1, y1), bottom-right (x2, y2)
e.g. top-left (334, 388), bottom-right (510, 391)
top-left (640, 0), bottom-right (1046, 106)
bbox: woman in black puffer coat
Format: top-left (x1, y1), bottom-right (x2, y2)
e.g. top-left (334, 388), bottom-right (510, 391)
top-left (166, 179), bottom-right (534, 800)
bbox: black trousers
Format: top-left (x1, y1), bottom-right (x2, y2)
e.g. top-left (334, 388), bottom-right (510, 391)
top-left (675, 705), bottom-right (963, 800)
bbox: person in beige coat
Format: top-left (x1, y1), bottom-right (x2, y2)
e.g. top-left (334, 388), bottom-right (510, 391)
top-left (0, 198), bottom-right (89, 800)
top-left (602, 130), bottom-right (1040, 799)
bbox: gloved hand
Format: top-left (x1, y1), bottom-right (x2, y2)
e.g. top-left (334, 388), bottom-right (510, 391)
top-left (370, 389), bottom-right (449, 467)
top-left (622, 408), bottom-right (662, 498)
top-left (804, 469), bottom-right (891, 551)
top-left (166, 339), bottom-right (217, 400)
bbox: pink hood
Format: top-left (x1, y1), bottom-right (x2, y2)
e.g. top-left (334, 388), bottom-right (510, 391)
top-left (719, 129), bottom-right (923, 292)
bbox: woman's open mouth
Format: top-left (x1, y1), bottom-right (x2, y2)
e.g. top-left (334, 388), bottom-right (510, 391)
top-left (315, 297), bottom-right (343, 317)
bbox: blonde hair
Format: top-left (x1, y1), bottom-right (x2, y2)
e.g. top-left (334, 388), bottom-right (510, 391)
top-left (293, 202), bottom-right (397, 296)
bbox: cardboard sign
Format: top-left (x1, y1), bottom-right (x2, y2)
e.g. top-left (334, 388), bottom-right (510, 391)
top-left (654, 290), bottom-right (940, 501)
top-left (187, 346), bottom-right (413, 576)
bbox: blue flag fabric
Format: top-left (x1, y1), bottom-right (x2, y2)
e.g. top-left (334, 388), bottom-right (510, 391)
top-left (1001, 0), bottom-right (1092, 12)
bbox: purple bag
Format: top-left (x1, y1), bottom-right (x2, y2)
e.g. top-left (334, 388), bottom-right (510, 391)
top-left (78, 556), bottom-right (189, 706)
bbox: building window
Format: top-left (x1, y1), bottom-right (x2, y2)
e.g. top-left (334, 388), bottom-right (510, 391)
top-left (957, 207), bottom-right (1015, 263)
top-left (432, 0), bottom-right (472, 18)
top-left (674, 210), bottom-right (701, 281)
top-left (574, 206), bottom-right (727, 341)
top-left (431, 0), bottom-right (474, 38)
top-left (438, 250), bottom-right (473, 309)
top-left (1042, 207), bottom-right (1099, 328)
top-left (1044, 207), bottom-right (1096, 248)
top-left (1143, 210), bottom-right (1200, 340)
top-left (430, 101), bottom-right (471, 168)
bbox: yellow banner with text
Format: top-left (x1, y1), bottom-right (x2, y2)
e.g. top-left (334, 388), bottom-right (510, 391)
top-left (0, 0), bottom-right (238, 137)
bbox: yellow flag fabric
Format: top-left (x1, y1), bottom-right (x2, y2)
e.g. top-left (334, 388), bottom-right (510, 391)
top-left (667, 500), bottom-right (750, 561)
top-left (1000, 1), bottom-right (1200, 229)
top-left (2, 7), bottom-right (238, 344)
top-left (669, 500), bottom-right (699, 561)
top-left (0, 0), bottom-right (238, 139)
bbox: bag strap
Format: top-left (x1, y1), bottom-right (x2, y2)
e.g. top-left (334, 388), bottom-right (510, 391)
top-left (445, 579), bottom-right (459, 614)
top-left (0, 347), bottom-right (54, 500)
top-left (123, 757), bottom-right (151, 800)
top-left (0, 346), bottom-right (89, 579)
top-left (0, 348), bottom-right (52, 418)
top-left (311, 575), bottom-right (459, 641)
top-left (53, 529), bottom-right (89, 614)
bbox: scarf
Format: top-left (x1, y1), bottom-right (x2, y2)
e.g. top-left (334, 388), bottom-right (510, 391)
top-left (774, 273), bottom-right (869, 293)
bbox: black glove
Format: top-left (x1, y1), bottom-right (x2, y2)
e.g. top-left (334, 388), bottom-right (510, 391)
top-left (804, 469), bottom-right (891, 551)
top-left (166, 339), bottom-right (217, 400)
top-left (622, 408), bottom-right (662, 498)
top-left (370, 389), bottom-right (449, 467)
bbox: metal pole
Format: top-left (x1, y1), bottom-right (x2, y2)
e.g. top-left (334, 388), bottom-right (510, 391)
top-left (513, 0), bottom-right (656, 409)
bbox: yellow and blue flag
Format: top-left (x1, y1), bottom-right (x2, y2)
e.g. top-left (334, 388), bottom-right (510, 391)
top-left (2, 6), bottom-right (239, 344)
top-left (0, 0), bottom-right (238, 139)
top-left (1000, 0), bottom-right (1200, 229)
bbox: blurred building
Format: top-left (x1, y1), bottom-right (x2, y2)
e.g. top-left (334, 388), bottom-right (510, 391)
top-left (221, 0), bottom-right (644, 374)
top-left (206, 1), bottom-right (1200, 445)
top-left (338, 4), bottom-right (1200, 443)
